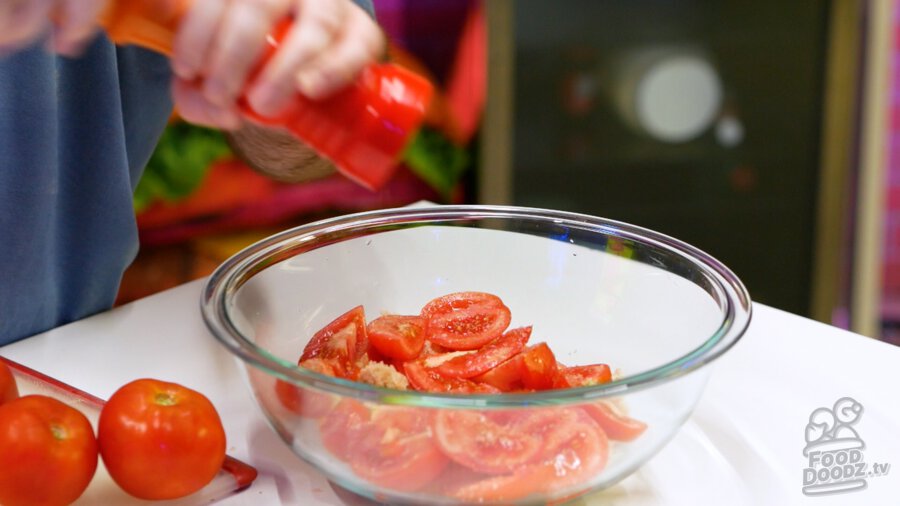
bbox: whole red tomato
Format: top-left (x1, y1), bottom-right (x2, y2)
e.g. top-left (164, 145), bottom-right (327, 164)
top-left (0, 359), bottom-right (18, 405)
top-left (98, 379), bottom-right (226, 500)
top-left (0, 395), bottom-right (98, 506)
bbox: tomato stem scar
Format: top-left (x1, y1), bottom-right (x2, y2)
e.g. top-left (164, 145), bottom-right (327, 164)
top-left (155, 392), bottom-right (177, 406)
top-left (51, 423), bottom-right (67, 441)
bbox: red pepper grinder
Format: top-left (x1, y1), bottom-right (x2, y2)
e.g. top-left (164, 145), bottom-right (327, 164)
top-left (99, 0), bottom-right (434, 190)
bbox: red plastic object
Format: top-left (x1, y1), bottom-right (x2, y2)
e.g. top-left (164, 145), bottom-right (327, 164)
top-left (99, 0), bottom-right (434, 190)
top-left (0, 356), bottom-right (258, 505)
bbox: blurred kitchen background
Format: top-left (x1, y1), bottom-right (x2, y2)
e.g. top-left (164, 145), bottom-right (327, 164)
top-left (119, 0), bottom-right (900, 344)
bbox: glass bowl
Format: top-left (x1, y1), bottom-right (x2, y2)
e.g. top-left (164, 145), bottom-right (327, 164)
top-left (201, 205), bottom-right (751, 504)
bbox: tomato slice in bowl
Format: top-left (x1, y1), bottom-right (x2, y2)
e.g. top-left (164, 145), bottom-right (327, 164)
top-left (275, 358), bottom-right (340, 417)
top-left (472, 353), bottom-right (524, 391)
top-left (404, 361), bottom-right (501, 394)
top-left (451, 412), bottom-right (609, 502)
top-left (582, 401), bottom-right (647, 441)
top-left (319, 399), bottom-right (372, 461)
top-left (553, 364), bottom-right (612, 389)
top-left (433, 410), bottom-right (546, 474)
top-left (434, 326), bottom-right (531, 379)
top-left (350, 407), bottom-right (449, 492)
top-left (301, 306), bottom-right (368, 377)
top-left (471, 341), bottom-right (556, 392)
top-left (518, 342), bottom-right (558, 390)
top-left (421, 292), bottom-right (511, 350)
top-left (366, 314), bottom-right (426, 360)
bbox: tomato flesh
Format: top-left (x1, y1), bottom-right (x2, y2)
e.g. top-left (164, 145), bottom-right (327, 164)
top-left (582, 401), bottom-right (647, 441)
top-left (367, 314), bottom-right (426, 360)
top-left (433, 410), bottom-right (545, 474)
top-left (319, 399), bottom-right (372, 461)
top-left (472, 353), bottom-right (524, 391)
top-left (421, 292), bottom-right (511, 350)
top-left (404, 360), bottom-right (501, 394)
top-left (322, 404), bottom-right (450, 492)
top-left (434, 326), bottom-right (531, 379)
top-left (519, 342), bottom-right (558, 390)
top-left (452, 416), bottom-right (608, 502)
top-left (553, 364), bottom-right (612, 389)
top-left (275, 358), bottom-right (339, 417)
top-left (0, 395), bottom-right (98, 506)
top-left (301, 306), bottom-right (368, 376)
top-left (350, 407), bottom-right (448, 491)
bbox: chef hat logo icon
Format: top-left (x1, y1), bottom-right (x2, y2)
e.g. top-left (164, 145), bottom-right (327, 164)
top-left (803, 397), bottom-right (865, 457)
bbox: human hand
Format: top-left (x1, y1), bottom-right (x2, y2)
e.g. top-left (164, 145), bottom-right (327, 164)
top-left (171, 0), bottom-right (385, 130)
top-left (0, 0), bottom-right (108, 56)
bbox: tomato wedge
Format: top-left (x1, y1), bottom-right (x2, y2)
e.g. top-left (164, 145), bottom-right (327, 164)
top-left (366, 315), bottom-right (426, 360)
top-left (350, 407), bottom-right (448, 492)
top-left (319, 399), bottom-right (372, 461)
top-left (275, 358), bottom-right (339, 417)
top-left (434, 326), bottom-right (531, 378)
top-left (582, 401), bottom-right (647, 441)
top-left (421, 292), bottom-right (511, 350)
top-left (553, 364), bottom-right (612, 389)
top-left (452, 415), bottom-right (608, 502)
top-left (433, 410), bottom-right (545, 474)
top-left (472, 353), bottom-right (524, 391)
top-left (519, 342), bottom-right (558, 390)
top-left (471, 342), bottom-right (556, 392)
top-left (301, 306), bottom-right (368, 377)
top-left (404, 361), bottom-right (501, 394)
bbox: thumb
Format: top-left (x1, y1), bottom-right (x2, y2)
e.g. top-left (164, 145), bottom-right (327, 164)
top-left (51, 0), bottom-right (109, 56)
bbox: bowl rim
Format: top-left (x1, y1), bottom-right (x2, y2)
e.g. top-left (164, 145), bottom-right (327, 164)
top-left (201, 204), bottom-right (752, 407)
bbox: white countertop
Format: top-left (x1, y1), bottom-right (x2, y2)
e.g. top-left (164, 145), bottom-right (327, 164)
top-left (2, 279), bottom-right (899, 505)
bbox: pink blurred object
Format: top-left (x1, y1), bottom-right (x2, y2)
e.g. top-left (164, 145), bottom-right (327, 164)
top-left (881, 1), bottom-right (900, 320)
top-left (374, 0), bottom-right (476, 83)
top-left (138, 167), bottom-right (439, 247)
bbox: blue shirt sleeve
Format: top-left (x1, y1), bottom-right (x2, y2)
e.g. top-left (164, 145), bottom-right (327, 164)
top-left (0, 0), bottom-right (378, 345)
top-left (0, 38), bottom-right (173, 345)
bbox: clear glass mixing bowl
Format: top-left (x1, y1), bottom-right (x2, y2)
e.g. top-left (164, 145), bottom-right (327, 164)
top-left (202, 205), bottom-right (751, 504)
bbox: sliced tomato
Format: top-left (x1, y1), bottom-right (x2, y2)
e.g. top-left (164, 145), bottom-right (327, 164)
top-left (434, 326), bottom-right (531, 378)
top-left (582, 401), bottom-right (647, 441)
top-left (472, 353), bottom-right (524, 391)
top-left (366, 315), bottom-right (426, 360)
top-left (421, 292), bottom-right (505, 318)
top-left (425, 462), bottom-right (492, 497)
top-left (452, 416), bottom-right (608, 502)
top-left (420, 340), bottom-right (452, 357)
top-left (319, 399), bottom-right (372, 461)
top-left (350, 407), bottom-right (448, 491)
top-left (275, 358), bottom-right (339, 417)
top-left (471, 341), bottom-right (555, 392)
top-left (553, 364), bottom-right (612, 389)
top-left (519, 342), bottom-right (558, 390)
top-left (301, 306), bottom-right (368, 376)
top-left (433, 410), bottom-right (545, 474)
top-left (421, 292), bottom-right (511, 350)
top-left (404, 361), bottom-right (501, 394)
